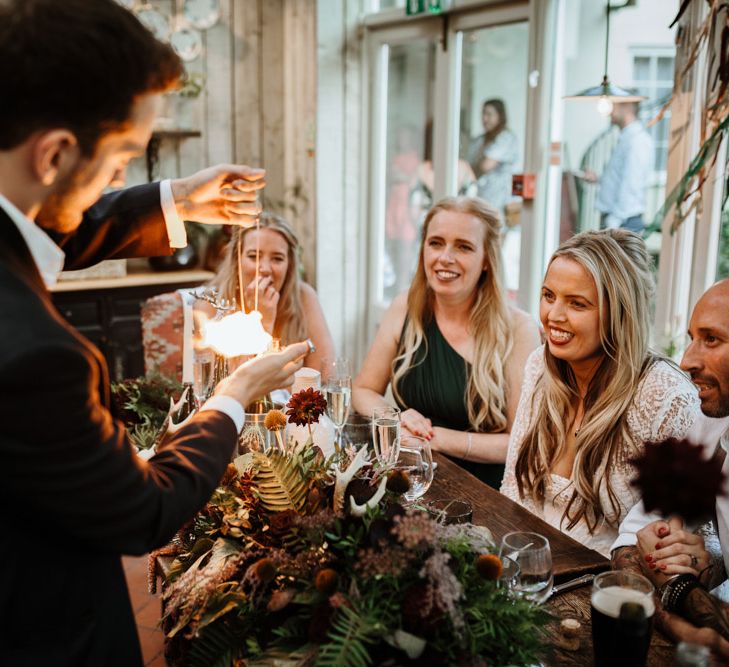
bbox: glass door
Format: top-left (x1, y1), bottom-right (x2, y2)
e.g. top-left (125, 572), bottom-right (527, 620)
top-left (364, 2), bottom-right (536, 341)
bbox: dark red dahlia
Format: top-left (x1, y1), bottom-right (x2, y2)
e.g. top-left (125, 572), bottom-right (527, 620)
top-left (286, 387), bottom-right (327, 426)
top-left (631, 438), bottom-right (726, 523)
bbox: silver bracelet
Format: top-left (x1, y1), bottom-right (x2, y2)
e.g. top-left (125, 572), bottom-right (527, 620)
top-left (465, 433), bottom-right (473, 461)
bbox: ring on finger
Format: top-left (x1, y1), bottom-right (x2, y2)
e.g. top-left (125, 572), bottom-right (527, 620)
top-left (690, 554), bottom-right (698, 568)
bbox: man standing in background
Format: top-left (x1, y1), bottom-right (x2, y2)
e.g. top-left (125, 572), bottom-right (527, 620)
top-left (584, 100), bottom-right (654, 233)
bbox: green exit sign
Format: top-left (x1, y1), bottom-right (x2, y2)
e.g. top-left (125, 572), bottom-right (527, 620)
top-left (406, 0), bottom-right (446, 15)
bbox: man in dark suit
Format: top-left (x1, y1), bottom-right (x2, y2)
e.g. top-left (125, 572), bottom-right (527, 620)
top-left (0, 1), bottom-right (308, 665)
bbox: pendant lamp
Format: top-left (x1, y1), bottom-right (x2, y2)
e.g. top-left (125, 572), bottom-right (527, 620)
top-left (563, 1), bottom-right (646, 115)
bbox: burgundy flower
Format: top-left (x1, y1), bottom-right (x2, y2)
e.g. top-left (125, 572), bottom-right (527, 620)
top-left (286, 387), bottom-right (327, 427)
top-left (631, 438), bottom-right (726, 523)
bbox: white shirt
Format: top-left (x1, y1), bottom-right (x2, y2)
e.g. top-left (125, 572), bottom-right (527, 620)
top-left (611, 415), bottom-right (729, 573)
top-left (0, 183), bottom-right (244, 432)
top-left (596, 120), bottom-right (654, 227)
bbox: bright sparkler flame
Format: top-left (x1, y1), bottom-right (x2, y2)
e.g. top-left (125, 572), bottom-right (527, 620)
top-left (202, 309), bottom-right (272, 357)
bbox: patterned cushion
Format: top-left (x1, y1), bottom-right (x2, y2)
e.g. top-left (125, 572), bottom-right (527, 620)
top-left (141, 292), bottom-right (183, 380)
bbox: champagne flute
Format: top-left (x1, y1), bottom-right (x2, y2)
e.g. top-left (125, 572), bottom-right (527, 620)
top-left (499, 532), bottom-right (553, 604)
top-left (372, 406), bottom-right (401, 466)
top-left (325, 358), bottom-right (352, 451)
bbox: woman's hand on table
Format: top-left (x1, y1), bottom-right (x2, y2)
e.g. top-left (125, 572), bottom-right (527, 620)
top-left (401, 408), bottom-right (433, 440)
top-left (245, 276), bottom-right (278, 334)
top-left (637, 518), bottom-right (711, 582)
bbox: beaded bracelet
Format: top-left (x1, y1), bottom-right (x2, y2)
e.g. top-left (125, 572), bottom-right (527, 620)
top-left (659, 573), bottom-right (701, 614)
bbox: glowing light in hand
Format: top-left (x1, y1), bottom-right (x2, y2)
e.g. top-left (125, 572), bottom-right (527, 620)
top-left (203, 309), bottom-right (272, 357)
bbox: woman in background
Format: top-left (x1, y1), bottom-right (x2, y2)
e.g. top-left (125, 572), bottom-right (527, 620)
top-left (467, 98), bottom-right (519, 215)
top-left (353, 197), bottom-right (540, 488)
top-left (208, 213), bottom-right (334, 373)
top-left (501, 229), bottom-right (700, 556)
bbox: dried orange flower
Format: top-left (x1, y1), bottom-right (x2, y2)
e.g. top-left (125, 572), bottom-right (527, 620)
top-left (475, 553), bottom-right (503, 580)
top-left (264, 409), bottom-right (287, 431)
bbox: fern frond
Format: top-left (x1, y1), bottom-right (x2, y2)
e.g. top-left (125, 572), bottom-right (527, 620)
top-left (186, 622), bottom-right (239, 667)
top-left (316, 605), bottom-right (374, 667)
top-left (252, 451), bottom-right (309, 512)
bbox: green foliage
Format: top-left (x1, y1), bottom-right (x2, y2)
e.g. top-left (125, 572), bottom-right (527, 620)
top-left (111, 372), bottom-right (182, 431)
top-left (186, 622), bottom-right (240, 667)
top-left (716, 204), bottom-right (729, 280)
top-left (316, 604), bottom-right (377, 667)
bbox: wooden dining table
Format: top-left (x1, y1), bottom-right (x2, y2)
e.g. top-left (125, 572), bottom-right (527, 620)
top-left (427, 453), bottom-right (676, 666)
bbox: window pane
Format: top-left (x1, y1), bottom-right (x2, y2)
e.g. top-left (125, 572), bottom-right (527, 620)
top-left (717, 195), bottom-right (729, 281)
top-left (657, 56), bottom-right (674, 82)
top-left (459, 22), bottom-right (528, 300)
top-left (634, 56), bottom-right (651, 81)
top-left (382, 40), bottom-right (436, 303)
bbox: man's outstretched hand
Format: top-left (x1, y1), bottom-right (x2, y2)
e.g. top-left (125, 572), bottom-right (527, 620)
top-left (171, 164), bottom-right (266, 227)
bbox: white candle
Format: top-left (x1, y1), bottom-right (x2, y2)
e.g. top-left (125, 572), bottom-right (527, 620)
top-left (181, 294), bottom-right (194, 384)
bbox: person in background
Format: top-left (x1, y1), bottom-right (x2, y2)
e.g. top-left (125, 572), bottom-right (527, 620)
top-left (611, 279), bottom-right (729, 658)
top-left (409, 120), bottom-right (477, 232)
top-left (207, 213), bottom-right (335, 373)
top-left (353, 197), bottom-right (540, 489)
top-left (466, 98), bottom-right (519, 215)
top-left (583, 100), bottom-right (654, 233)
top-left (500, 229), bottom-right (700, 556)
top-left (0, 2), bottom-right (308, 665)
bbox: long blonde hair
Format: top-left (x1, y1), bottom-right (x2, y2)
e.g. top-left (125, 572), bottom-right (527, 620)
top-left (392, 197), bottom-right (513, 432)
top-left (515, 229), bottom-right (657, 533)
top-left (209, 213), bottom-right (307, 345)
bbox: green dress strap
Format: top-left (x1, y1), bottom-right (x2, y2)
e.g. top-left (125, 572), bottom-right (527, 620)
top-left (393, 316), bottom-right (505, 489)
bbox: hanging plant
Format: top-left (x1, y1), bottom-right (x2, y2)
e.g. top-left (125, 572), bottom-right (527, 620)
top-left (646, 0), bottom-right (729, 234)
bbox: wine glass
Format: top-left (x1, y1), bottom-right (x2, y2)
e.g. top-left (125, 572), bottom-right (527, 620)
top-left (394, 434), bottom-right (433, 503)
top-left (499, 532), bottom-right (553, 604)
top-left (324, 358), bottom-right (352, 451)
top-left (372, 406), bottom-right (401, 465)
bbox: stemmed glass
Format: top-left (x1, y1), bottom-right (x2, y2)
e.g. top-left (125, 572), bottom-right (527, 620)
top-left (372, 406), bottom-right (401, 466)
top-left (394, 434), bottom-right (434, 503)
top-left (324, 358), bottom-right (352, 452)
top-left (499, 532), bottom-right (553, 603)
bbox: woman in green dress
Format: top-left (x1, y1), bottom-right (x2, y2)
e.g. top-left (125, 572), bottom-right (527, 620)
top-left (352, 197), bottom-right (540, 488)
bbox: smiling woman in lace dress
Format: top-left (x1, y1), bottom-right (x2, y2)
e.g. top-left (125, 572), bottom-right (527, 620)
top-left (500, 229), bottom-right (700, 556)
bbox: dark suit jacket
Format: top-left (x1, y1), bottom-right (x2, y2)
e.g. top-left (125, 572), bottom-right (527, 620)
top-left (0, 184), bottom-right (238, 666)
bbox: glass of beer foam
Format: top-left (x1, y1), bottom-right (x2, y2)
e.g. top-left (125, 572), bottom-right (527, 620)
top-left (591, 570), bottom-right (655, 667)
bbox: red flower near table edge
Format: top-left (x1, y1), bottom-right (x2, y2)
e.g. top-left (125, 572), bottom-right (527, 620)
top-left (631, 438), bottom-right (726, 523)
top-left (286, 387), bottom-right (327, 428)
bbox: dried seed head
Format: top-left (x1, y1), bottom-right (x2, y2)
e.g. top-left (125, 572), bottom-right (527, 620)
top-left (475, 553), bottom-right (503, 580)
top-left (264, 409), bottom-right (288, 431)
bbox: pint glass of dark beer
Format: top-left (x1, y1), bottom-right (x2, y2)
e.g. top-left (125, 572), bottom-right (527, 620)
top-left (591, 570), bottom-right (654, 667)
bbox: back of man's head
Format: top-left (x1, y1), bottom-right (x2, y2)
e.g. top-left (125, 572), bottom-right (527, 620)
top-left (0, 0), bottom-right (183, 156)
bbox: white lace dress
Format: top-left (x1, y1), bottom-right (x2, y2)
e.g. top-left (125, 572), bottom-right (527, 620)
top-left (500, 347), bottom-right (700, 557)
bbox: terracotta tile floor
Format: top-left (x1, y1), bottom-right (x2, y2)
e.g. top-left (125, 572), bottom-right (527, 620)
top-left (123, 555), bottom-right (166, 667)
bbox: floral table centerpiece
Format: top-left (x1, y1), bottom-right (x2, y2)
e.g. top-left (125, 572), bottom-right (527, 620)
top-left (150, 389), bottom-right (550, 666)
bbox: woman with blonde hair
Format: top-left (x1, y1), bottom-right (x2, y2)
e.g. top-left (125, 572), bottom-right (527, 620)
top-left (501, 229), bottom-right (700, 555)
top-left (207, 212), bottom-right (334, 372)
top-left (353, 197), bottom-right (540, 488)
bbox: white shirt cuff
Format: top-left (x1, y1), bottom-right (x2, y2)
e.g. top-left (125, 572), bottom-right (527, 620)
top-left (160, 179), bottom-right (187, 248)
top-left (610, 532), bottom-right (638, 553)
top-left (201, 395), bottom-right (245, 433)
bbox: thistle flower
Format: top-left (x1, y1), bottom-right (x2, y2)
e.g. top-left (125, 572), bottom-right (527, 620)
top-left (631, 438), bottom-right (726, 523)
top-left (286, 388), bottom-right (327, 427)
top-left (475, 554), bottom-right (503, 580)
top-left (386, 469), bottom-right (411, 494)
top-left (264, 409), bottom-right (287, 431)
top-left (315, 568), bottom-right (339, 595)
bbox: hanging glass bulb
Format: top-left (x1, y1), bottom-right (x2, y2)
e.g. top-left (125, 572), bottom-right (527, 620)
top-left (596, 96), bottom-right (613, 116)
